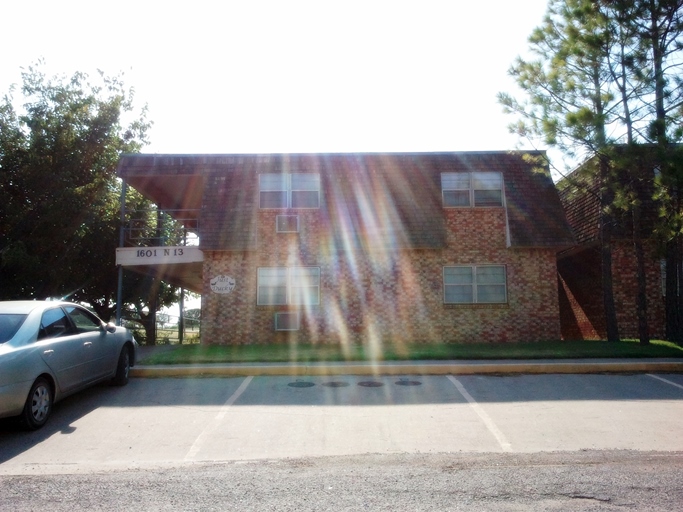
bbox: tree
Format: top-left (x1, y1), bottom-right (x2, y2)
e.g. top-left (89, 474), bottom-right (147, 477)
top-left (184, 308), bottom-right (201, 329)
top-left (498, 0), bottom-right (622, 342)
top-left (116, 201), bottom-right (187, 344)
top-left (0, 62), bottom-right (180, 342)
top-left (499, 0), bottom-right (683, 344)
top-left (1, 63), bottom-right (145, 298)
top-left (634, 0), bottom-right (683, 343)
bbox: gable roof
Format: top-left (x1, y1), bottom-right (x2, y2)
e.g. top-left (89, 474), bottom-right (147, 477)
top-left (558, 148), bottom-right (662, 247)
top-left (558, 171), bottom-right (602, 245)
top-left (118, 151), bottom-right (574, 252)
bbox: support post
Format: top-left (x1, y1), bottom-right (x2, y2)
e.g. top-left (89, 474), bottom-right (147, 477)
top-left (116, 181), bottom-right (127, 325)
top-left (179, 288), bottom-right (185, 344)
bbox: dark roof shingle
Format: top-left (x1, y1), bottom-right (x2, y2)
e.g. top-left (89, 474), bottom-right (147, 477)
top-left (118, 151), bottom-right (575, 251)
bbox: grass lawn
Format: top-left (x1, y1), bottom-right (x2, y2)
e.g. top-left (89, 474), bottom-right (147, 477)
top-left (138, 339), bottom-right (683, 365)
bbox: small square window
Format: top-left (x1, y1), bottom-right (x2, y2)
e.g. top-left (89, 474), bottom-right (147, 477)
top-left (257, 267), bottom-right (288, 305)
top-left (441, 172), bottom-right (503, 208)
top-left (291, 173), bottom-right (320, 208)
top-left (473, 172), bottom-right (503, 207)
top-left (259, 174), bottom-right (289, 208)
top-left (259, 173), bottom-right (320, 209)
top-left (441, 173), bottom-right (471, 207)
top-left (257, 267), bottom-right (320, 306)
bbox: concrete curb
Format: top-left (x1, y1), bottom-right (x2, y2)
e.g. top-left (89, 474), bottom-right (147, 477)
top-left (130, 359), bottom-right (683, 378)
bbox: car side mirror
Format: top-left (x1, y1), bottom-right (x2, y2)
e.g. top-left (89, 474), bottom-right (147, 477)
top-left (104, 322), bottom-right (117, 333)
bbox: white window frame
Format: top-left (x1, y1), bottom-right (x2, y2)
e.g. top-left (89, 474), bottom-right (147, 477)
top-left (443, 265), bottom-right (507, 304)
top-left (257, 266), bottom-right (321, 306)
top-left (259, 173), bottom-right (320, 209)
top-left (441, 172), bottom-right (503, 208)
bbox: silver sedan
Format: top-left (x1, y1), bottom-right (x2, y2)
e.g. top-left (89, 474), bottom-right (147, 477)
top-left (0, 301), bottom-right (137, 429)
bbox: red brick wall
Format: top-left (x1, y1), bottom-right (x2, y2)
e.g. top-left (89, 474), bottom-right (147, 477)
top-left (558, 272), bottom-right (601, 340)
top-left (612, 240), bottom-right (665, 339)
top-left (558, 240), bottom-right (665, 339)
top-left (201, 208), bottom-right (563, 344)
top-left (558, 248), bottom-right (605, 339)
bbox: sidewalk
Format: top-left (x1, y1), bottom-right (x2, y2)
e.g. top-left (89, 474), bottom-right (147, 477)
top-left (132, 345), bottom-right (683, 378)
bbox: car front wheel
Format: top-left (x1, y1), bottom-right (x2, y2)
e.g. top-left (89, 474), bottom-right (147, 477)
top-left (22, 377), bottom-right (52, 430)
top-left (112, 346), bottom-right (131, 386)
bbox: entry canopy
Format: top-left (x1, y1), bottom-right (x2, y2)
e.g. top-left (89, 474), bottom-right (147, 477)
top-left (117, 155), bottom-right (209, 292)
top-left (116, 246), bottom-right (204, 293)
top-left (117, 154), bottom-right (208, 224)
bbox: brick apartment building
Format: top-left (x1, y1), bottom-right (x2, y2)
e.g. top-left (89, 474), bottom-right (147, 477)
top-left (557, 159), bottom-right (666, 340)
top-left (117, 152), bottom-right (575, 345)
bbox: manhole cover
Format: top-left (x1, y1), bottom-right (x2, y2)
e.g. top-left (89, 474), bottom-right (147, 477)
top-left (395, 379), bottom-right (422, 386)
top-left (358, 381), bottom-right (384, 387)
top-left (288, 381), bottom-right (315, 388)
top-left (322, 381), bottom-right (350, 388)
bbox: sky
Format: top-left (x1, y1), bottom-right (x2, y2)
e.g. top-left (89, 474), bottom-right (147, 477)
top-left (2, 0), bottom-right (551, 157)
top-left (2, 0), bottom-right (552, 315)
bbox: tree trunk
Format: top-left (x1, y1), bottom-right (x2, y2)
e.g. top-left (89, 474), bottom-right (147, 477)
top-left (178, 288), bottom-right (184, 345)
top-left (678, 239), bottom-right (683, 346)
top-left (664, 240), bottom-right (680, 342)
top-left (139, 311), bottom-right (157, 346)
top-left (664, 183), bottom-right (682, 344)
top-left (647, 0), bottom-right (682, 344)
top-left (599, 157), bottom-right (620, 342)
top-left (632, 202), bottom-right (650, 345)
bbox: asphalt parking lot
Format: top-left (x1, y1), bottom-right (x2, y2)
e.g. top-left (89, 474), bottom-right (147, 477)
top-left (1, 372), bottom-right (682, 475)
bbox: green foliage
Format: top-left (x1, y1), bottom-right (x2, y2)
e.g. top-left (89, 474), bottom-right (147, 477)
top-left (1, 63), bottom-right (146, 300)
top-left (184, 308), bottom-right (201, 329)
top-left (500, 0), bottom-right (683, 344)
top-left (499, 0), bottom-right (683, 171)
top-left (0, 62), bottom-right (180, 333)
top-left (498, 0), bottom-right (617, 163)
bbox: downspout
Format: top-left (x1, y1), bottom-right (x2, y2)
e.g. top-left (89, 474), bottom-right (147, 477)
top-left (116, 180), bottom-right (127, 325)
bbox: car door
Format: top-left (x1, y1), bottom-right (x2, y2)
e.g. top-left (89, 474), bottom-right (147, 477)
top-left (38, 307), bottom-right (89, 393)
top-left (63, 305), bottom-right (117, 382)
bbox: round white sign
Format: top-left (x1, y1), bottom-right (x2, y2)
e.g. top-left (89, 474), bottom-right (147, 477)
top-left (210, 275), bottom-right (236, 294)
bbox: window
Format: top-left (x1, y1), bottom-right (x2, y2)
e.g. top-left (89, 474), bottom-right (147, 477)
top-left (0, 314), bottom-right (26, 344)
top-left (258, 267), bottom-right (287, 305)
top-left (259, 173), bottom-right (320, 209)
top-left (660, 258), bottom-right (681, 297)
top-left (39, 308), bottom-right (74, 339)
top-left (260, 174), bottom-right (287, 208)
top-left (441, 172), bottom-right (503, 207)
top-left (441, 173), bottom-right (470, 207)
top-left (257, 267), bottom-right (321, 306)
top-left (65, 306), bottom-right (102, 333)
top-left (443, 265), bottom-right (507, 304)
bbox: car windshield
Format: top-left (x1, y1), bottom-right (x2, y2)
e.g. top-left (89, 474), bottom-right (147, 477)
top-left (0, 314), bottom-right (27, 343)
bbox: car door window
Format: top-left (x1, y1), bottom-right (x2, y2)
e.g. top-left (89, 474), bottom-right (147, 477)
top-left (39, 308), bottom-right (74, 339)
top-left (65, 306), bottom-right (102, 333)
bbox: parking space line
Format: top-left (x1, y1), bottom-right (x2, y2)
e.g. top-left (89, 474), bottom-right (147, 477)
top-left (647, 373), bottom-right (683, 391)
top-left (184, 376), bottom-right (254, 460)
top-left (447, 375), bottom-right (512, 452)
